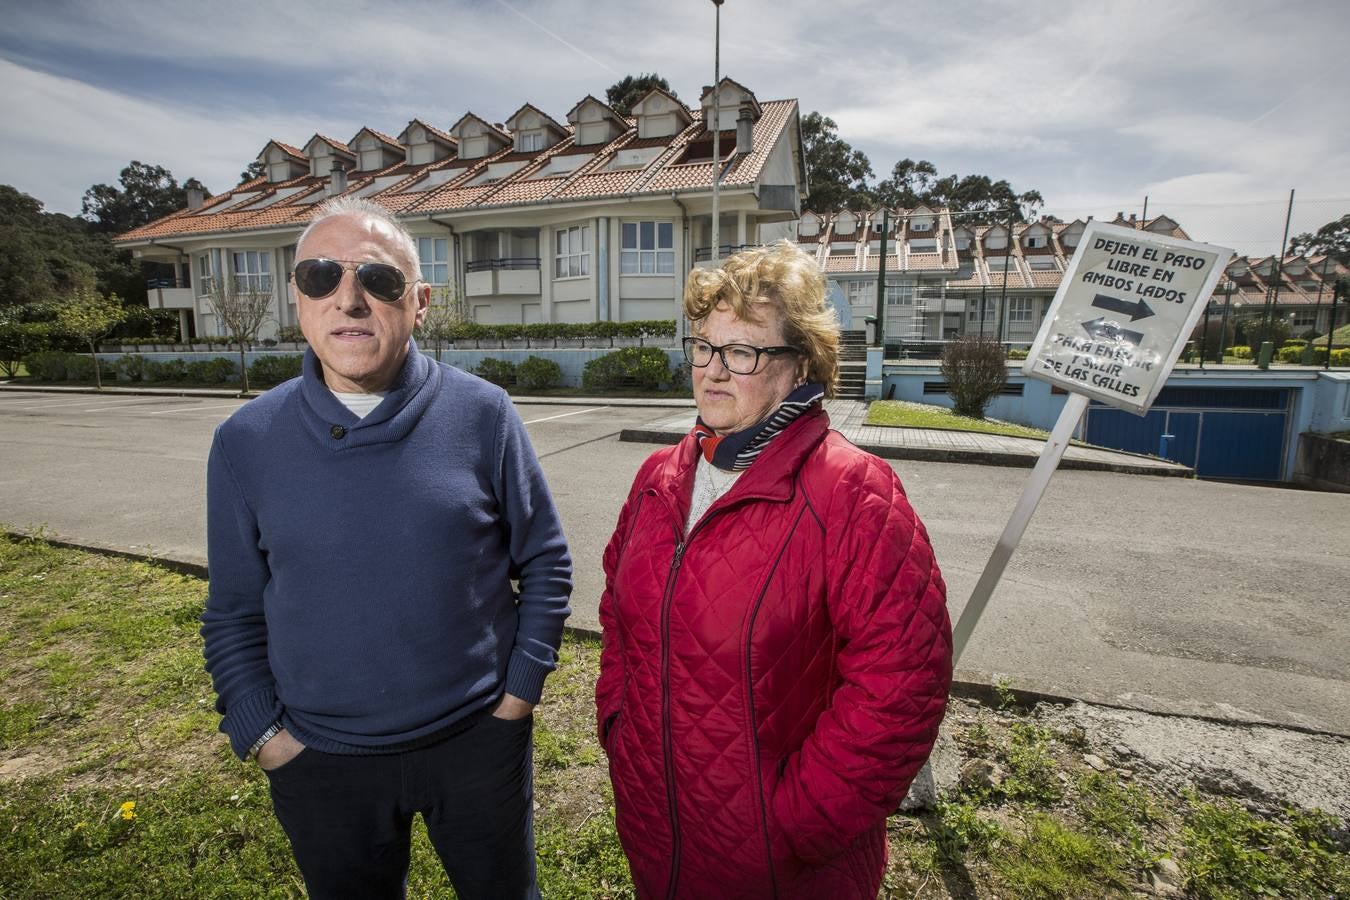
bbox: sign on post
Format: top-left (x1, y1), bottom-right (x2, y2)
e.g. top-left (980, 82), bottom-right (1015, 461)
top-left (952, 221), bottom-right (1234, 664)
top-left (1023, 221), bottom-right (1232, 414)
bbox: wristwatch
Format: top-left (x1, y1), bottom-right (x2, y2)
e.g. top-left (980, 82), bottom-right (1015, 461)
top-left (249, 722), bottom-right (283, 760)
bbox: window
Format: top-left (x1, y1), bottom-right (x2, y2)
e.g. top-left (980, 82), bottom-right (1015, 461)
top-left (1009, 297), bottom-right (1032, 322)
top-left (885, 283), bottom-right (913, 306)
top-left (419, 238), bottom-right (449, 285)
top-left (555, 225), bottom-right (590, 279)
top-left (1292, 309), bottom-right (1317, 329)
top-left (232, 251), bottom-right (271, 293)
top-left (1026, 236), bottom-right (1041, 248)
top-left (967, 302), bottom-right (996, 322)
top-left (519, 131), bottom-right (544, 152)
top-left (621, 221), bottom-right (674, 275)
top-left (1028, 257), bottom-right (1058, 270)
top-left (196, 254), bottom-right (213, 295)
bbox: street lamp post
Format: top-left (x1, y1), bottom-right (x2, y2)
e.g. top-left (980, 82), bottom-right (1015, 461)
top-left (710, 0), bottom-right (724, 266)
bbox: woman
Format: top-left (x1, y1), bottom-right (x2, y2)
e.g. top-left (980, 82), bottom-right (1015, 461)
top-left (596, 241), bottom-right (952, 899)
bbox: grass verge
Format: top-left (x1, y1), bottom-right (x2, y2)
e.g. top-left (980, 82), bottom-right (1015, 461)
top-left (865, 400), bottom-right (1052, 440)
top-left (2, 534), bottom-right (1346, 898)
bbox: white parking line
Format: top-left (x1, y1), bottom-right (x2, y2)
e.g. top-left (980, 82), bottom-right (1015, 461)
top-left (81, 397), bottom-right (186, 413)
top-left (149, 402), bottom-right (248, 415)
top-left (14, 397), bottom-right (109, 410)
top-left (521, 406), bottom-right (609, 425)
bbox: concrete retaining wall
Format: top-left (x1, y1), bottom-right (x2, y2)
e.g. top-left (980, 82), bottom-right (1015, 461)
top-left (1293, 433), bottom-right (1350, 493)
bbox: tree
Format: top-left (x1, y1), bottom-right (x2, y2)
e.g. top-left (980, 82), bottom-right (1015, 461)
top-left (926, 174), bottom-right (1043, 222)
top-left (239, 160), bottom-right (266, 184)
top-left (939, 336), bottom-right (1007, 419)
top-left (414, 285), bottom-right (468, 362)
top-left (1289, 213), bottom-right (1349, 266)
top-left (56, 279), bottom-right (126, 389)
top-left (800, 112), bottom-right (875, 212)
top-left (81, 161), bottom-right (206, 235)
top-left (605, 73), bottom-right (673, 117)
top-left (873, 158), bottom-right (938, 209)
top-left (205, 274), bottom-right (274, 395)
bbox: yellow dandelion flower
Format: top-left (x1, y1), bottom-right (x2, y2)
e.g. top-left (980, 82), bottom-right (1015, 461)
top-left (118, 801), bottom-right (137, 821)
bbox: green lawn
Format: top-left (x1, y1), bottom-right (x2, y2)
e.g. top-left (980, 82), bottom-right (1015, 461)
top-left (865, 400), bottom-right (1052, 440)
top-left (1, 535), bottom-right (1345, 898)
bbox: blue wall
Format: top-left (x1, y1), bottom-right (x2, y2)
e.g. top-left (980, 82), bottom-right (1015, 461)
top-left (881, 362), bottom-right (1346, 481)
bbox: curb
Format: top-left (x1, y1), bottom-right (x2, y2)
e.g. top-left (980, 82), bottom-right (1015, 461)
top-left (7, 530), bottom-right (1341, 741)
top-left (0, 383), bottom-right (696, 409)
top-left (618, 428), bottom-right (1195, 478)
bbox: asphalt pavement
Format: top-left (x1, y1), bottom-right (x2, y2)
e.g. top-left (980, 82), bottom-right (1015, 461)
top-left (1, 386), bottom-right (1346, 736)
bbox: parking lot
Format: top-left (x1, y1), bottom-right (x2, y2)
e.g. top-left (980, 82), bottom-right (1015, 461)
top-left (2, 388), bottom-right (1348, 735)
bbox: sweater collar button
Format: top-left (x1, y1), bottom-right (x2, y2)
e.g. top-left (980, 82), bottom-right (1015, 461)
top-left (330, 425), bottom-right (347, 440)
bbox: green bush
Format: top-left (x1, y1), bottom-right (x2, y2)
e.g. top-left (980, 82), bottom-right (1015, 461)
top-left (473, 357), bottom-right (517, 387)
top-left (144, 358), bottom-right (188, 382)
top-left (1007, 348), bottom-right (1029, 360)
top-left (64, 355), bottom-right (113, 383)
top-left (23, 350), bottom-right (72, 381)
top-left (517, 355), bottom-right (563, 391)
top-left (1227, 346), bottom-right (1253, 360)
top-left (1333, 348), bottom-right (1350, 366)
top-left (187, 357), bottom-right (238, 384)
top-left (247, 355), bottom-right (302, 386)
top-left (276, 326), bottom-right (306, 343)
top-left (582, 347), bottom-right (672, 391)
top-left (114, 355), bottom-right (147, 382)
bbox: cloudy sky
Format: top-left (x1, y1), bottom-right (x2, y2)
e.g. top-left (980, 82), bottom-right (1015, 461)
top-left (1, 0), bottom-right (1346, 256)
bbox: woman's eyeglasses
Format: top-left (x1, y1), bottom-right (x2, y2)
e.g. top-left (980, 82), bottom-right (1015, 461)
top-left (289, 258), bottom-right (410, 304)
top-left (682, 337), bottom-right (798, 375)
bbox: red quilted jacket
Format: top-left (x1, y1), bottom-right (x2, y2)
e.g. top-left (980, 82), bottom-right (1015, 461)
top-left (596, 407), bottom-right (952, 899)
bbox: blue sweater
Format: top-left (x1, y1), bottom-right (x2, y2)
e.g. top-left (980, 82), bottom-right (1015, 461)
top-left (202, 347), bottom-right (572, 759)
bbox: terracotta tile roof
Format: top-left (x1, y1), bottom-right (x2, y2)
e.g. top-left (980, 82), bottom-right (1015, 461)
top-left (825, 256), bottom-right (860, 272)
top-left (117, 96), bottom-right (801, 243)
top-left (362, 128), bottom-right (402, 149)
top-left (449, 112), bottom-right (512, 144)
top-left (312, 134), bottom-right (352, 154)
top-left (505, 102), bottom-right (567, 135)
top-left (1028, 271), bottom-right (1064, 288)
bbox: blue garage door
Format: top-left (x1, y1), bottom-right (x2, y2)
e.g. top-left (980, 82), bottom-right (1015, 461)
top-left (1084, 388), bottom-right (1289, 481)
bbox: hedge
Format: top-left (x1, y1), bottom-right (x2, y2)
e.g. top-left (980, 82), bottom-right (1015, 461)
top-left (581, 347), bottom-right (673, 391)
top-left (473, 358), bottom-right (517, 387)
top-left (517, 355), bottom-right (563, 391)
top-left (247, 355), bottom-right (302, 386)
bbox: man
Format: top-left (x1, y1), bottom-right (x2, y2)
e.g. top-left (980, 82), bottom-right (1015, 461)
top-left (202, 196), bottom-right (571, 898)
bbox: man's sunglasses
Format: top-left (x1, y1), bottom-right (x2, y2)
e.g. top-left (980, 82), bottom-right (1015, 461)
top-left (289, 258), bottom-right (410, 304)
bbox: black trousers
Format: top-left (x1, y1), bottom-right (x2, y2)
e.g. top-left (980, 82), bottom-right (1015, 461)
top-left (264, 712), bottom-right (538, 900)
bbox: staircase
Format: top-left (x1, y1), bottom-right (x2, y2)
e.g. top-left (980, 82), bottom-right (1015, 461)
top-left (836, 329), bottom-right (868, 399)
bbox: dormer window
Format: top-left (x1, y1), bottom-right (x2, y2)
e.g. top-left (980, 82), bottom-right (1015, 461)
top-left (518, 131), bottom-right (545, 152)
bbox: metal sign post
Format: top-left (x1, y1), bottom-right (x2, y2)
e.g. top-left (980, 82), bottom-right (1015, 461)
top-left (952, 221), bottom-right (1234, 666)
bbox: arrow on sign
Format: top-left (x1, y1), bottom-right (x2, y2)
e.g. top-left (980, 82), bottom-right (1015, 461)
top-left (1091, 293), bottom-right (1155, 321)
top-left (1081, 317), bottom-right (1145, 346)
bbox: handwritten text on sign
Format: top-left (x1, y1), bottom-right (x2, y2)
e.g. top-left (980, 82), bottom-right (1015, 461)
top-left (1023, 222), bottom-right (1230, 415)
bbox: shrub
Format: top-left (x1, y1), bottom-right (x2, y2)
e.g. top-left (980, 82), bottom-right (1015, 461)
top-left (1007, 347), bottom-right (1029, 360)
top-left (1227, 346), bottom-right (1253, 360)
top-left (186, 357), bottom-right (238, 384)
top-left (582, 347), bottom-right (672, 391)
top-left (1332, 348), bottom-right (1350, 366)
top-left (517, 355), bottom-right (563, 391)
top-left (940, 336), bottom-right (1007, 419)
top-left (247, 355), bottom-right (302, 386)
top-left (114, 355), bottom-right (147, 382)
top-left (276, 325), bottom-right (306, 344)
top-left (64, 355), bottom-right (113, 382)
top-left (473, 357), bottom-right (517, 387)
top-left (23, 350), bottom-right (72, 381)
top-left (144, 358), bottom-right (188, 382)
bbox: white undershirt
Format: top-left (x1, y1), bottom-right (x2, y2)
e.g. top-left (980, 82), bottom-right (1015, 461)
top-left (328, 389), bottom-right (388, 419)
top-left (686, 455), bottom-right (743, 535)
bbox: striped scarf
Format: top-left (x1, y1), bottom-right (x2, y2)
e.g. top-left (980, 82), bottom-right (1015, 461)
top-left (692, 382), bottom-right (825, 471)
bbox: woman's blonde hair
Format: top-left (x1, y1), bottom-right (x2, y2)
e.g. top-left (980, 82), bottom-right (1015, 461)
top-left (683, 240), bottom-right (840, 395)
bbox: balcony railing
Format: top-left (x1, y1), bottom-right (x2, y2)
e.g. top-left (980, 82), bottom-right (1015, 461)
top-left (465, 257), bottom-right (541, 273)
top-left (693, 244), bottom-right (753, 262)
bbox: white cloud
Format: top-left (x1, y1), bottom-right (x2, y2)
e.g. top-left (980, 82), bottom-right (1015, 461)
top-left (0, 58), bottom-right (330, 213)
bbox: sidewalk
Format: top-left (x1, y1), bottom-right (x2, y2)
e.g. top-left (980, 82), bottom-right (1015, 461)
top-left (621, 399), bottom-right (1194, 477)
top-left (0, 383), bottom-right (1192, 475)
